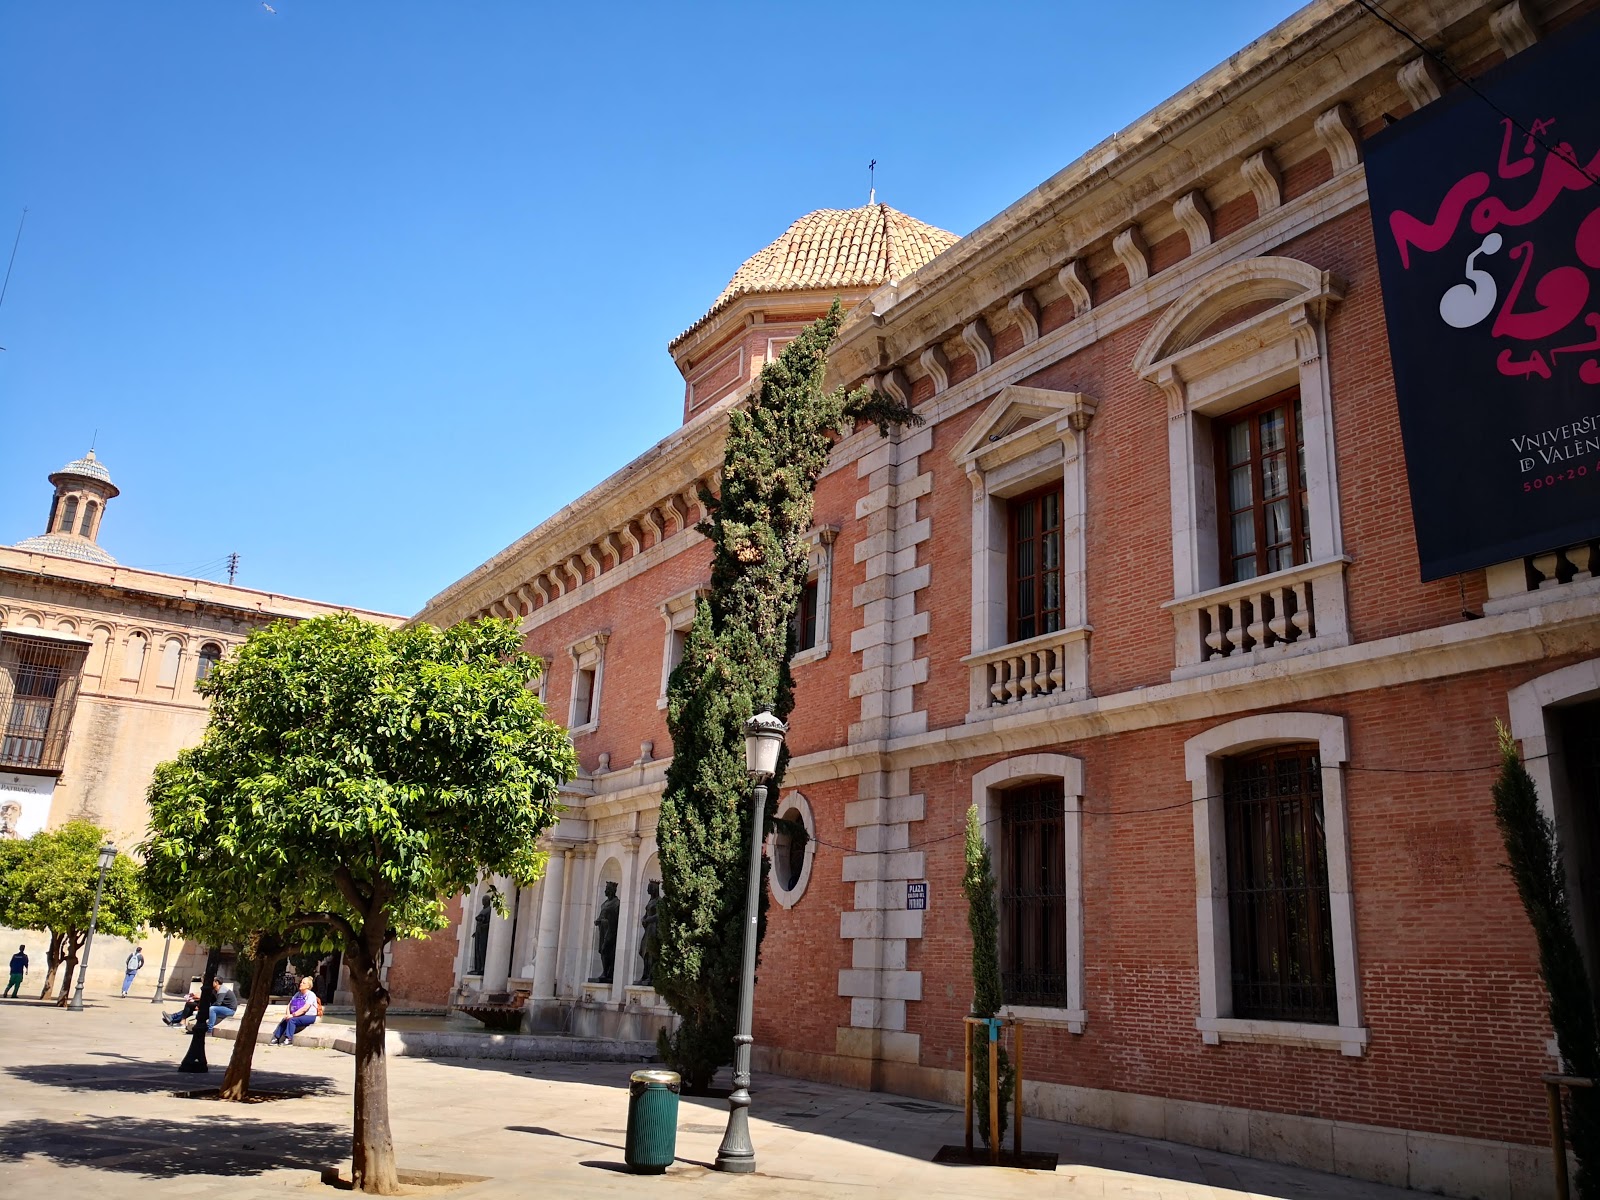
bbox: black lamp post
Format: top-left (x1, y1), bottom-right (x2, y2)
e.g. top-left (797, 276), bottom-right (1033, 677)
top-left (150, 933), bottom-right (173, 1003)
top-left (714, 709), bottom-right (786, 1174)
top-left (68, 841), bottom-right (118, 1012)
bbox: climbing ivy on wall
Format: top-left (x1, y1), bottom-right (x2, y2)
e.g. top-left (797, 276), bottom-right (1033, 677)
top-left (653, 301), bottom-right (917, 1090)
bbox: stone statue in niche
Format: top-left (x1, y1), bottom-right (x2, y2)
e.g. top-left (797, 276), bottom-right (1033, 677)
top-left (591, 881), bottom-right (620, 983)
top-left (471, 895), bottom-right (492, 977)
top-left (636, 880), bottom-right (661, 986)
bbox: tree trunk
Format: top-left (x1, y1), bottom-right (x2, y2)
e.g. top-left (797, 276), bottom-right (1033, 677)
top-left (38, 930), bottom-right (65, 1000)
top-left (348, 941), bottom-right (399, 1194)
top-left (219, 946), bottom-right (283, 1100)
top-left (179, 947), bottom-right (223, 1074)
top-left (53, 933), bottom-right (84, 1007)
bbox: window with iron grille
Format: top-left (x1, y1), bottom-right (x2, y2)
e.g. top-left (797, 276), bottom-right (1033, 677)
top-left (792, 577), bottom-right (819, 653)
top-left (999, 781), bottom-right (1067, 1007)
top-left (1216, 389), bottom-right (1309, 584)
top-left (1008, 486), bottom-right (1063, 643)
top-left (1224, 744), bottom-right (1336, 1023)
top-left (0, 636), bottom-right (85, 773)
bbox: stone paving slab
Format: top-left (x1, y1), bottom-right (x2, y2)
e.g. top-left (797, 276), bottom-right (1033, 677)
top-left (0, 996), bottom-right (1443, 1199)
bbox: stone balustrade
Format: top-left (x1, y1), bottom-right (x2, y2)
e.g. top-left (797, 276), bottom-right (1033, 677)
top-left (1485, 537), bottom-right (1600, 615)
top-left (962, 626), bottom-right (1089, 719)
top-left (1166, 558), bottom-right (1350, 679)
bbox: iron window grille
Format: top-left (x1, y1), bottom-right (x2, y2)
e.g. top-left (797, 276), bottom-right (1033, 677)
top-left (1223, 744), bottom-right (1336, 1023)
top-left (0, 635), bottom-right (86, 774)
top-left (999, 781), bottom-right (1068, 1007)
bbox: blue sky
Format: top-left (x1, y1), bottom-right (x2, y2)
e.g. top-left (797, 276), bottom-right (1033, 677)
top-left (1, 1), bottom-right (1303, 616)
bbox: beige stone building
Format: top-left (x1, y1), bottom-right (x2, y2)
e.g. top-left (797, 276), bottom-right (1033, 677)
top-left (0, 449), bottom-right (402, 848)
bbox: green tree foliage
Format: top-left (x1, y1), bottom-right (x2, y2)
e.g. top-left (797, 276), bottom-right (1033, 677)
top-left (1492, 722), bottom-right (1600, 1196)
top-left (654, 302), bottom-right (918, 1090)
top-left (0, 820), bottom-right (147, 1004)
top-left (141, 613), bottom-right (574, 1193)
top-left (962, 803), bottom-right (1013, 1146)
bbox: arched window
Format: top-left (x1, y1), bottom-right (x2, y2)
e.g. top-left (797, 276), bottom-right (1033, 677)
top-left (58, 496), bottom-right (79, 533)
top-left (196, 643), bottom-right (222, 683)
top-left (121, 632), bottom-right (147, 683)
top-left (79, 501), bottom-right (98, 538)
top-left (158, 638), bottom-right (183, 688)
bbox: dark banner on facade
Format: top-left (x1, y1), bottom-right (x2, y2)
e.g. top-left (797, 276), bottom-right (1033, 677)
top-left (1366, 14), bottom-right (1600, 581)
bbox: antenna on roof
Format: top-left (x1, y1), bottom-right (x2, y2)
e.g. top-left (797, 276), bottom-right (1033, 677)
top-left (90, 429), bottom-right (97, 453)
top-left (868, 160), bottom-right (877, 206)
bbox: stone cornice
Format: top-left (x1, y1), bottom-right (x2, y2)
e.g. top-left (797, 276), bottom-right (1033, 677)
top-left (0, 547), bottom-right (402, 627)
top-left (823, 0), bottom-right (1493, 388)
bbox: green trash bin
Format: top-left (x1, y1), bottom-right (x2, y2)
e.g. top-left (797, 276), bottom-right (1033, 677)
top-left (625, 1068), bottom-right (681, 1173)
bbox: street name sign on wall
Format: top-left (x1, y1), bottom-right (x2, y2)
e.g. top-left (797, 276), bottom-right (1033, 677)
top-left (1365, 12), bottom-right (1600, 580)
top-left (906, 882), bottom-right (927, 911)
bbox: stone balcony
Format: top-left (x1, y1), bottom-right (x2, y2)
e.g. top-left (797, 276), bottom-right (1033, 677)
top-left (962, 625), bottom-right (1090, 721)
top-left (1165, 558), bottom-right (1351, 680)
top-left (1484, 538), bottom-right (1600, 616)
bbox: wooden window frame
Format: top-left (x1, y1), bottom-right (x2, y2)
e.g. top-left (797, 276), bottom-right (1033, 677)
top-left (1214, 387), bottom-right (1308, 584)
top-left (1006, 483), bottom-right (1065, 644)
top-left (792, 577), bottom-right (820, 653)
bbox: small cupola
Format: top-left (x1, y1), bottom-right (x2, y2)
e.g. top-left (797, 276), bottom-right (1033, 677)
top-left (12, 450), bottom-right (121, 566)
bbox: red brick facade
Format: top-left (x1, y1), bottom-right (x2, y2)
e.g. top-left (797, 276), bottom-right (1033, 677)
top-left (401, 2), bottom-right (1600, 1191)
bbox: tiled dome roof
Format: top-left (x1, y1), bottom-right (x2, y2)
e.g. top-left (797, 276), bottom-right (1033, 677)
top-left (49, 449), bottom-right (119, 496)
top-left (13, 532), bottom-right (118, 566)
top-left (673, 204), bottom-right (959, 348)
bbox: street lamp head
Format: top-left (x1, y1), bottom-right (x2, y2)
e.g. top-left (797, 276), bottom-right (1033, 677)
top-left (97, 843), bottom-right (117, 871)
top-left (742, 710), bottom-right (787, 781)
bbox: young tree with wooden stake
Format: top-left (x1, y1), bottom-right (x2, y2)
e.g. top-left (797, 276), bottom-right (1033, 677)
top-left (1492, 722), bottom-right (1600, 1197)
top-left (653, 302), bottom-right (917, 1090)
top-left (962, 803), bottom-right (1013, 1148)
top-left (145, 613), bottom-right (573, 1193)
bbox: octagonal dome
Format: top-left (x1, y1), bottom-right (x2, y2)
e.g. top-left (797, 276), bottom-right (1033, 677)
top-left (672, 204), bottom-right (959, 349)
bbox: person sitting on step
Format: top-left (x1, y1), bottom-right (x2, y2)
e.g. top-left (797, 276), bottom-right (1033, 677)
top-left (269, 976), bottom-right (322, 1045)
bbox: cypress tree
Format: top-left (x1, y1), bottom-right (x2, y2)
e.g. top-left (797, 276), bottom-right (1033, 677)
top-left (1491, 721), bottom-right (1600, 1196)
top-left (962, 803), bottom-right (1013, 1146)
top-left (654, 302), bottom-right (916, 1090)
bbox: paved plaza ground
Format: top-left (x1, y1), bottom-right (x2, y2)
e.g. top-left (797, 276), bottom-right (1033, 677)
top-left (0, 997), bottom-right (1452, 1199)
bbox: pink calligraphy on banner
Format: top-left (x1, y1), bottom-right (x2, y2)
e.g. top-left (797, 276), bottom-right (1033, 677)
top-left (1386, 117), bottom-right (1600, 384)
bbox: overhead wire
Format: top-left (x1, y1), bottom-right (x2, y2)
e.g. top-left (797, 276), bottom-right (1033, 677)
top-left (1351, 0), bottom-right (1600, 186)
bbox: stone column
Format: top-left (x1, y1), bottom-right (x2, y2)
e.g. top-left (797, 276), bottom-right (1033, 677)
top-left (513, 878), bottom-right (542, 980)
top-left (482, 876), bottom-right (516, 992)
top-left (530, 850), bottom-right (569, 1000)
top-left (562, 847), bottom-right (595, 996)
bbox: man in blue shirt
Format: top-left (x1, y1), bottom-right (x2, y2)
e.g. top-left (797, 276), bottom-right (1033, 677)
top-left (5, 945), bottom-right (27, 998)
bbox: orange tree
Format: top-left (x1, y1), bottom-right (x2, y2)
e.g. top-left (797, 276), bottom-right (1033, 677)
top-left (143, 613), bottom-right (573, 1193)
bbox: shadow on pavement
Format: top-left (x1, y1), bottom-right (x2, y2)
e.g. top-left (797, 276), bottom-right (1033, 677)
top-left (0, 1114), bottom-right (347, 1178)
top-left (5, 1060), bottom-right (344, 1098)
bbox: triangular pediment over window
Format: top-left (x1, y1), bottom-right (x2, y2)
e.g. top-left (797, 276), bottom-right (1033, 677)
top-left (950, 385), bottom-right (1096, 476)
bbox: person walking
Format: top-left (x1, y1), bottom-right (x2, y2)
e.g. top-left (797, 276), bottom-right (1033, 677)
top-left (120, 947), bottom-right (145, 997)
top-left (4, 945), bottom-right (26, 998)
top-left (269, 977), bottom-right (322, 1045)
